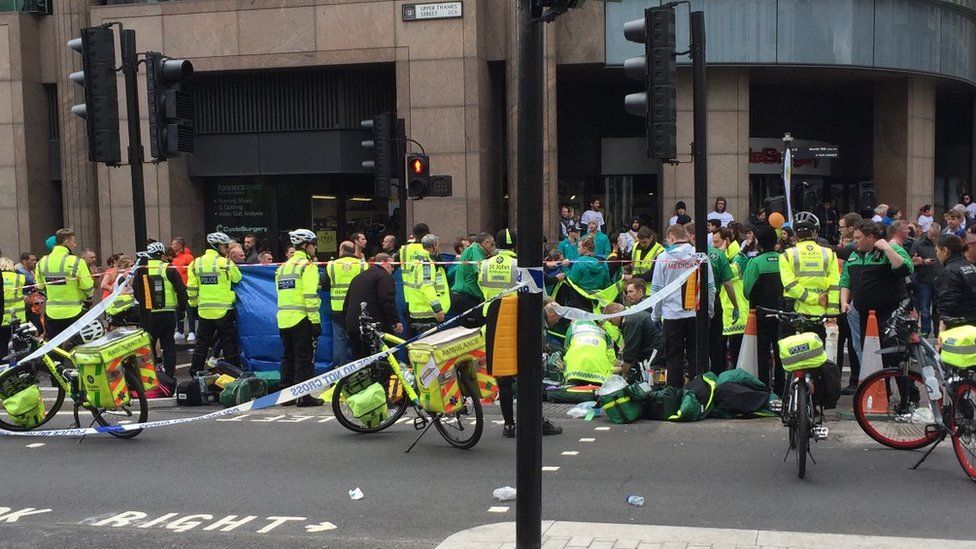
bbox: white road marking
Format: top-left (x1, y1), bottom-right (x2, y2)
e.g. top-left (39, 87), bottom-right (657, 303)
top-left (594, 426), bottom-right (611, 431)
top-left (487, 506), bottom-right (509, 513)
top-left (26, 443), bottom-right (45, 449)
top-left (542, 466), bottom-right (560, 472)
top-left (317, 417), bottom-right (334, 423)
top-left (561, 451), bottom-right (578, 456)
top-left (579, 437), bottom-right (596, 442)
top-left (305, 521), bottom-right (337, 533)
top-left (492, 420), bottom-right (505, 425)
top-left (216, 414), bottom-right (251, 422)
top-left (252, 415), bottom-right (286, 423)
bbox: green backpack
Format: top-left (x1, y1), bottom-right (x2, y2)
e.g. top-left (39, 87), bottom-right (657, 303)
top-left (1, 384), bottom-right (45, 428)
top-left (596, 383), bottom-right (646, 424)
top-left (344, 382), bottom-right (389, 428)
top-left (219, 376), bottom-right (268, 407)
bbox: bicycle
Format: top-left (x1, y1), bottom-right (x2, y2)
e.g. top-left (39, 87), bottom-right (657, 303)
top-left (330, 304), bottom-right (485, 450)
top-left (0, 319), bottom-right (149, 439)
top-left (757, 306), bottom-right (839, 479)
top-left (853, 299), bottom-right (976, 481)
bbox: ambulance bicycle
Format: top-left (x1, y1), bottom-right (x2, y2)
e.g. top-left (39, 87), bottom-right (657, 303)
top-left (757, 306), bottom-right (841, 479)
top-left (852, 299), bottom-right (976, 482)
top-left (330, 304), bottom-right (487, 450)
top-left (0, 318), bottom-right (152, 439)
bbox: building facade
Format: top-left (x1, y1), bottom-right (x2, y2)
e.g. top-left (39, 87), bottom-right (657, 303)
top-left (0, 0), bottom-right (973, 259)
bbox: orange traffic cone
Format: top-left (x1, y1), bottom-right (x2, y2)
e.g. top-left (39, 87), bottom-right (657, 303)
top-left (736, 309), bottom-right (759, 378)
top-left (860, 310), bottom-right (888, 413)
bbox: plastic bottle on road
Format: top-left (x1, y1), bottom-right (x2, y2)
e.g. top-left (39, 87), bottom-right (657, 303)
top-left (626, 495), bottom-right (644, 507)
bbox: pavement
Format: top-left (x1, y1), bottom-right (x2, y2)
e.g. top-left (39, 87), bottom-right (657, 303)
top-left (436, 521), bottom-right (976, 549)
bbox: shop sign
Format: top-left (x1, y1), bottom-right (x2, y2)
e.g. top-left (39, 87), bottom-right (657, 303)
top-left (402, 2), bottom-right (462, 21)
top-left (748, 138), bottom-right (835, 177)
top-left (207, 182), bottom-right (272, 237)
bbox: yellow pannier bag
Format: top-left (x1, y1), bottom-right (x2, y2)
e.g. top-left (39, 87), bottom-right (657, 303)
top-left (409, 327), bottom-right (485, 413)
top-left (778, 332), bottom-right (826, 372)
top-left (940, 325), bottom-right (976, 369)
top-left (73, 328), bottom-right (153, 409)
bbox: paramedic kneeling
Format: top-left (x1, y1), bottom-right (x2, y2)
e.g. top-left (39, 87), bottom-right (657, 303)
top-left (603, 302), bottom-right (659, 380)
top-left (562, 319), bottom-right (616, 385)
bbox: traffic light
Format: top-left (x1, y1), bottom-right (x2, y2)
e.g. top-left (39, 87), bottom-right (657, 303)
top-left (624, 6), bottom-right (676, 161)
top-left (67, 25), bottom-right (121, 165)
top-left (406, 153), bottom-right (430, 199)
top-left (360, 112), bottom-right (395, 198)
top-left (428, 175), bottom-right (453, 198)
top-left (145, 52), bottom-right (194, 161)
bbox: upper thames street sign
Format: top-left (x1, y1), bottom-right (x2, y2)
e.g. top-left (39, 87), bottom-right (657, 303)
top-left (402, 2), bottom-right (463, 21)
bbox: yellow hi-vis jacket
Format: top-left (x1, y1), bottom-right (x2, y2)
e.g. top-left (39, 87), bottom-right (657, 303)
top-left (631, 241), bottom-right (664, 277)
top-left (326, 256), bottom-right (366, 313)
top-left (478, 250), bottom-right (518, 314)
top-left (187, 249), bottom-right (242, 320)
top-left (2, 270), bottom-right (26, 326)
top-left (35, 245), bottom-right (93, 319)
top-left (275, 250), bottom-right (321, 329)
top-left (406, 253), bottom-right (445, 320)
top-left (779, 239), bottom-right (840, 316)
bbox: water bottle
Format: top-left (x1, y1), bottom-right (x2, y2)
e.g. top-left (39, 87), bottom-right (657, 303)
top-left (921, 364), bottom-right (942, 401)
top-left (626, 495), bottom-right (645, 507)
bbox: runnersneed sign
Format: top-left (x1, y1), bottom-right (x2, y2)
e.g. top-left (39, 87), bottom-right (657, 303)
top-left (402, 2), bottom-right (462, 21)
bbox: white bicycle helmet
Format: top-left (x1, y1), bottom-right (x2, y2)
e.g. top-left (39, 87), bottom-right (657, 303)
top-left (78, 320), bottom-right (105, 343)
top-left (793, 211), bottom-right (821, 230)
top-left (289, 229), bottom-right (317, 246)
top-left (207, 232), bottom-right (233, 248)
top-left (146, 241), bottom-right (166, 256)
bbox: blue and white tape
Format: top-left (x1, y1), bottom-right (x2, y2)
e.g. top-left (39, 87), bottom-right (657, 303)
top-left (0, 281), bottom-right (529, 438)
top-left (550, 254), bottom-right (706, 321)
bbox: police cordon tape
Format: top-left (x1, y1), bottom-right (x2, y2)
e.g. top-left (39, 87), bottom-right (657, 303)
top-left (0, 279), bottom-right (534, 438)
top-left (551, 254), bottom-right (707, 322)
top-left (0, 257), bottom-right (700, 438)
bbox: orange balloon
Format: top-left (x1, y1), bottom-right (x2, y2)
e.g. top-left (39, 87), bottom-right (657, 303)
top-left (768, 212), bottom-right (785, 229)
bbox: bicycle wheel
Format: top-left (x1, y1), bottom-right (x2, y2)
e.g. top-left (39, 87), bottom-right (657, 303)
top-left (0, 362), bottom-right (66, 431)
top-left (434, 373), bottom-right (483, 450)
top-left (949, 379), bottom-right (976, 482)
top-left (331, 364), bottom-right (409, 434)
top-left (853, 368), bottom-right (937, 450)
top-left (81, 366), bottom-right (148, 439)
top-left (796, 378), bottom-right (809, 479)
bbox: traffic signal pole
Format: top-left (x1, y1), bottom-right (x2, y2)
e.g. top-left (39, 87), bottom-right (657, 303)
top-left (515, 0), bottom-right (543, 547)
top-left (691, 12), bottom-right (709, 377)
top-left (120, 28), bottom-right (148, 249)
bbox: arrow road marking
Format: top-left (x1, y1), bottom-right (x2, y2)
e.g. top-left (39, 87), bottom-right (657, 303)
top-left (305, 521), bottom-right (337, 533)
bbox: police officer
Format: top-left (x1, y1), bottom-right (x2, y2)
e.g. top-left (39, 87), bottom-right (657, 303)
top-left (0, 257), bottom-right (26, 353)
top-left (324, 240), bottom-right (365, 366)
top-left (405, 234), bottom-right (446, 335)
top-left (187, 232), bottom-right (242, 375)
top-left (133, 242), bottom-right (188, 382)
top-left (779, 218), bottom-right (840, 341)
top-left (276, 229), bottom-right (323, 407)
top-left (34, 228), bottom-right (94, 339)
top-left (400, 223), bottom-right (430, 336)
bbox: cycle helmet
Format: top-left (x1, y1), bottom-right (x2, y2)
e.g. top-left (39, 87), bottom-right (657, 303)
top-left (146, 241), bottom-right (166, 257)
top-left (289, 229), bottom-right (317, 246)
top-left (793, 211), bottom-right (820, 238)
top-left (207, 232), bottom-right (233, 249)
top-left (78, 320), bottom-right (105, 343)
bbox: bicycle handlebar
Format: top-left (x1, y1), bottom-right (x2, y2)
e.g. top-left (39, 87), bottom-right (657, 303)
top-left (755, 306), bottom-right (843, 320)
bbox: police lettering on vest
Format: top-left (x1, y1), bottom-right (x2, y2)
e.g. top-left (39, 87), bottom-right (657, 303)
top-left (187, 249), bottom-right (243, 320)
